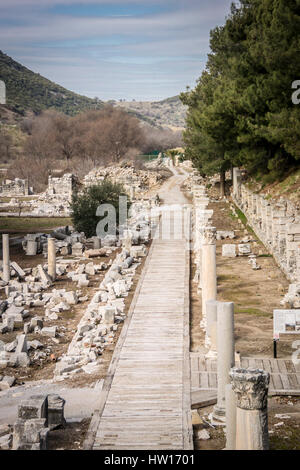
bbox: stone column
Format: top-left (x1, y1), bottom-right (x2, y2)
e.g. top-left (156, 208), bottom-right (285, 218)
top-left (201, 226), bottom-right (217, 329)
top-left (230, 368), bottom-right (270, 450)
top-left (212, 302), bottom-right (235, 423)
top-left (232, 168), bottom-right (241, 199)
top-left (47, 238), bottom-right (56, 281)
top-left (205, 300), bottom-right (218, 358)
top-left (93, 236), bottom-right (101, 249)
top-left (2, 234), bottom-right (10, 282)
top-left (122, 230), bottom-right (132, 251)
top-left (26, 240), bottom-right (37, 256)
top-left (225, 383), bottom-right (237, 450)
top-left (130, 186), bottom-right (135, 200)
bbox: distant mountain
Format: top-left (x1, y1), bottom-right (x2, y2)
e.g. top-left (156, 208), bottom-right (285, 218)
top-left (0, 51), bottom-right (104, 116)
top-left (111, 96), bottom-right (187, 129)
top-left (0, 51), bottom-right (186, 128)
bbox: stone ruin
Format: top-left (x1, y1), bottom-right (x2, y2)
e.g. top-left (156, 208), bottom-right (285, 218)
top-left (0, 178), bottom-right (31, 197)
top-left (47, 173), bottom-right (78, 201)
top-left (0, 196), bottom-right (155, 388)
top-left (232, 168), bottom-right (300, 284)
top-left (190, 175), bottom-right (271, 450)
top-left (83, 162), bottom-right (162, 199)
top-left (0, 165), bottom-right (162, 216)
top-left (12, 394), bottom-right (66, 450)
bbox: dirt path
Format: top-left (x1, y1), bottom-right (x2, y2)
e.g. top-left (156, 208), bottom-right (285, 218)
top-left (157, 170), bottom-right (189, 205)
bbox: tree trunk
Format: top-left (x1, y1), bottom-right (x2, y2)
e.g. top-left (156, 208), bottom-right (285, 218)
top-left (220, 170), bottom-right (225, 198)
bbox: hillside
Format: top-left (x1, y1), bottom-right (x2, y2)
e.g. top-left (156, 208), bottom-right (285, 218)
top-left (0, 51), bottom-right (187, 128)
top-left (0, 51), bottom-right (104, 116)
top-left (112, 95), bottom-right (187, 129)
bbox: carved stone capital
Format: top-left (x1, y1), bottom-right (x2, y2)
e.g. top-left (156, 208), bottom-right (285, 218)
top-left (230, 368), bottom-right (270, 410)
top-left (202, 226), bottom-right (216, 245)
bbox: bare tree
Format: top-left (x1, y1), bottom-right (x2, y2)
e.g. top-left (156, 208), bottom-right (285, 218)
top-left (0, 127), bottom-right (13, 163)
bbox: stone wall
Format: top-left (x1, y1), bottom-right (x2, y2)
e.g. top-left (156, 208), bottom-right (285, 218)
top-left (232, 169), bottom-right (300, 282)
top-left (47, 174), bottom-right (76, 199)
top-left (0, 178), bottom-right (29, 197)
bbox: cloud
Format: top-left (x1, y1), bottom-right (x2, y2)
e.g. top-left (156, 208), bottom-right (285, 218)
top-left (0, 0), bottom-right (233, 100)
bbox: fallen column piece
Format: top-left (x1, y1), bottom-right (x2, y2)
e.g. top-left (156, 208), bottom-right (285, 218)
top-left (2, 234), bottom-right (10, 282)
top-left (47, 238), bottom-right (56, 281)
top-left (12, 393), bottom-right (66, 450)
top-left (84, 248), bottom-right (108, 258)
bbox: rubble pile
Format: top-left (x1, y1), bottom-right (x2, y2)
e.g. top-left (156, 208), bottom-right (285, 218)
top-left (0, 164), bottom-right (164, 217)
top-left (0, 197), bottom-right (155, 384)
top-left (21, 227), bottom-right (87, 257)
top-left (0, 178), bottom-right (31, 197)
top-left (54, 200), bottom-right (152, 379)
top-left (280, 283), bottom-right (300, 308)
top-left (83, 162), bottom-right (162, 198)
top-left (0, 174), bottom-right (78, 217)
top-left (0, 194), bottom-right (71, 217)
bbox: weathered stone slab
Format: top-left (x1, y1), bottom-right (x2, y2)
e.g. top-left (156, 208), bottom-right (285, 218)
top-left (222, 244), bottom-right (236, 257)
top-left (18, 396), bottom-right (48, 420)
top-left (47, 394), bottom-right (66, 430)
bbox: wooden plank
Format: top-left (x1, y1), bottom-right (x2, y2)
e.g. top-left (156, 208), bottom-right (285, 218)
top-left (269, 358), bottom-right (280, 373)
top-left (288, 374), bottom-right (300, 390)
top-left (199, 372), bottom-right (209, 389)
top-left (272, 373), bottom-right (283, 391)
top-left (191, 390), bottom-right (217, 408)
top-left (83, 237), bottom-right (156, 450)
top-left (86, 209), bottom-right (193, 450)
top-left (285, 360), bottom-right (296, 374)
top-left (190, 353), bottom-right (300, 396)
top-left (262, 359), bottom-right (272, 373)
top-left (279, 373), bottom-right (291, 391)
top-left (241, 358), bottom-right (249, 368)
top-left (277, 360), bottom-right (288, 374)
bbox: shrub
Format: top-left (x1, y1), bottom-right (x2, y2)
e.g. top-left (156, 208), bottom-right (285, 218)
top-left (70, 181), bottom-right (129, 238)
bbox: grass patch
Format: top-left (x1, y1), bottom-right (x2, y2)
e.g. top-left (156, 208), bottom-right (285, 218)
top-left (257, 254), bottom-right (272, 258)
top-left (230, 203), bottom-right (258, 240)
top-left (235, 306), bottom-right (271, 317)
top-left (218, 274), bottom-right (240, 282)
top-left (0, 196), bottom-right (37, 203)
top-left (0, 217), bottom-right (72, 233)
top-left (270, 422), bottom-right (300, 450)
top-left (235, 207), bottom-right (247, 225)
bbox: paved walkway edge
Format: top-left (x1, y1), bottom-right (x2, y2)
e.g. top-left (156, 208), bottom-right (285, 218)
top-left (183, 216), bottom-right (193, 449)
top-left (83, 240), bottom-right (156, 450)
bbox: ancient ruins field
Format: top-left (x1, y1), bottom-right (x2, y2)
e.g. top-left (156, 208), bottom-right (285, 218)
top-left (0, 158), bottom-right (299, 452)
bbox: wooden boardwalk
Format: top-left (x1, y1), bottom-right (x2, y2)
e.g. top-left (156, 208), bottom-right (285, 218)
top-left (191, 353), bottom-right (300, 396)
top-left (90, 210), bottom-right (193, 450)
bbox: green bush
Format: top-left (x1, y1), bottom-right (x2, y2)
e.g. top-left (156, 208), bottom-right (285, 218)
top-left (70, 181), bottom-right (129, 238)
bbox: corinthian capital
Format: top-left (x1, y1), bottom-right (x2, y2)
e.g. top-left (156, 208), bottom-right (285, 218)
top-left (202, 226), bottom-right (216, 245)
top-left (230, 368), bottom-right (270, 410)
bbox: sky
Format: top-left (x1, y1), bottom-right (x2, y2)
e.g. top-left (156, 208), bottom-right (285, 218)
top-left (0, 0), bottom-right (234, 101)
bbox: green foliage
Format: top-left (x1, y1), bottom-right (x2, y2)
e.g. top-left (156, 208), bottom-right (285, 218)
top-left (181, 0), bottom-right (300, 180)
top-left (0, 51), bottom-right (103, 116)
top-left (0, 217), bottom-right (71, 233)
top-left (70, 181), bottom-right (128, 238)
